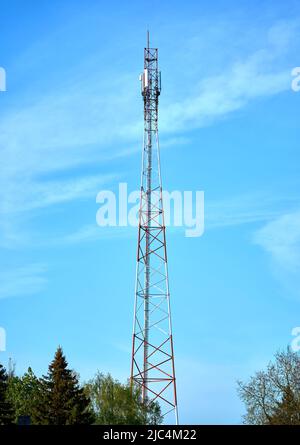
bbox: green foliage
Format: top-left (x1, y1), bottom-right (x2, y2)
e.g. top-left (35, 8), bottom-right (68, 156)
top-left (85, 372), bottom-right (163, 425)
top-left (35, 347), bottom-right (94, 425)
top-left (238, 348), bottom-right (300, 425)
top-left (3, 348), bottom-right (163, 425)
top-left (0, 363), bottom-right (15, 425)
top-left (7, 367), bottom-right (41, 424)
top-left (269, 386), bottom-right (300, 425)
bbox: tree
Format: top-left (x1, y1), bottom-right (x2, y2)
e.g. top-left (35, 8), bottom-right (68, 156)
top-left (0, 363), bottom-right (15, 424)
top-left (269, 386), bottom-right (300, 425)
top-left (36, 347), bottom-right (94, 425)
top-left (85, 372), bottom-right (163, 425)
top-left (7, 367), bottom-right (41, 424)
top-left (238, 348), bottom-right (300, 424)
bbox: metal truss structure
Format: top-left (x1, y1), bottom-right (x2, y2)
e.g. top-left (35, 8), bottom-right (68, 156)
top-left (130, 33), bottom-right (179, 425)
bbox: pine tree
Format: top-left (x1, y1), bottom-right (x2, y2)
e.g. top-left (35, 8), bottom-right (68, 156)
top-left (36, 347), bottom-right (93, 425)
top-left (0, 363), bottom-right (15, 424)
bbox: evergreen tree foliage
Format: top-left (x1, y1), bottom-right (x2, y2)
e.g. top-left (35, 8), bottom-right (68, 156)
top-left (36, 347), bottom-right (94, 425)
top-left (0, 363), bottom-right (15, 425)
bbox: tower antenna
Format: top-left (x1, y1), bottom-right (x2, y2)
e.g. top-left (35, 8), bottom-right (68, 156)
top-left (130, 34), bottom-right (179, 425)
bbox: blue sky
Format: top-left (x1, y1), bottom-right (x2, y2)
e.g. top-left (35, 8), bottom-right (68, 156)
top-left (1, 0), bottom-right (300, 424)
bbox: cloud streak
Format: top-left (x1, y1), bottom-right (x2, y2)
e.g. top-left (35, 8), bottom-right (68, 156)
top-left (160, 21), bottom-right (295, 133)
top-left (254, 211), bottom-right (300, 299)
top-left (0, 14), bottom-right (299, 311)
top-left (0, 263), bottom-right (47, 300)
top-left (1, 173), bottom-right (117, 215)
top-left (206, 192), bottom-right (300, 229)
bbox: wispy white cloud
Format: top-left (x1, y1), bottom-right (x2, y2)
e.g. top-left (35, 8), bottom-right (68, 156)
top-left (1, 17), bottom-right (299, 251)
top-left (0, 263), bottom-right (47, 299)
top-left (48, 191), bottom-right (300, 246)
top-left (206, 192), bottom-right (300, 229)
top-left (161, 22), bottom-right (295, 133)
top-left (18, 221), bottom-right (135, 248)
top-left (253, 211), bottom-right (300, 299)
top-left (0, 63), bottom-right (141, 228)
top-left (1, 173), bottom-right (117, 215)
top-left (58, 224), bottom-right (132, 245)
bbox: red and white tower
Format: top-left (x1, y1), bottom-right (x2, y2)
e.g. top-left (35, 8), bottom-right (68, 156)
top-left (130, 33), bottom-right (179, 424)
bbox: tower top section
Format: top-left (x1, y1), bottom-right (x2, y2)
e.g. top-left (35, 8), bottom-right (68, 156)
top-left (139, 31), bottom-right (161, 98)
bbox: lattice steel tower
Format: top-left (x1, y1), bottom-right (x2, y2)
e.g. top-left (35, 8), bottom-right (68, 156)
top-left (130, 33), bottom-right (178, 424)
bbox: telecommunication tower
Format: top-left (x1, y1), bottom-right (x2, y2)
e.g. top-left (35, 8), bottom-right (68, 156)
top-left (130, 32), bottom-right (179, 424)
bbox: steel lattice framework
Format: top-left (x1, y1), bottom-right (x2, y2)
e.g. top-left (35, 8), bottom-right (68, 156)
top-left (130, 33), bottom-right (179, 425)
